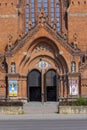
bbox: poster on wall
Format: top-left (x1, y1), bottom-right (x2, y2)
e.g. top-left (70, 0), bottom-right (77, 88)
top-left (69, 79), bottom-right (78, 96)
top-left (9, 80), bottom-right (18, 97)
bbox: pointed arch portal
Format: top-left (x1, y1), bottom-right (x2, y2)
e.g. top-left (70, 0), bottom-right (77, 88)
top-left (26, 36), bottom-right (69, 102)
top-left (28, 69), bottom-right (58, 102)
top-left (45, 69), bottom-right (57, 101)
top-left (28, 70), bottom-right (41, 101)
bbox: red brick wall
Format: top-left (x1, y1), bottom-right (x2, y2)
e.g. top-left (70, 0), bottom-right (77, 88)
top-left (0, 0), bottom-right (20, 53)
top-left (0, 0), bottom-right (87, 99)
top-left (68, 0), bottom-right (87, 51)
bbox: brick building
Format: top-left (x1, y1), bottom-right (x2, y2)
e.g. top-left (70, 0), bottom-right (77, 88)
top-left (0, 0), bottom-right (87, 102)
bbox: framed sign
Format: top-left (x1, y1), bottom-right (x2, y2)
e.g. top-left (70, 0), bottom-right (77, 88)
top-left (9, 80), bottom-right (18, 97)
top-left (69, 79), bottom-right (78, 96)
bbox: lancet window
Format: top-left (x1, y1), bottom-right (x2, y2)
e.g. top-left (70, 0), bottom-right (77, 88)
top-left (25, 0), bottom-right (61, 32)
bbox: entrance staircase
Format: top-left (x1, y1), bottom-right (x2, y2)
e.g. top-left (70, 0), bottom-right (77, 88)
top-left (23, 102), bottom-right (58, 114)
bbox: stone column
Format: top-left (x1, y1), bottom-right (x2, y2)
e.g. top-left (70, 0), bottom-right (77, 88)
top-left (41, 69), bottom-right (45, 104)
top-left (60, 76), bottom-right (64, 98)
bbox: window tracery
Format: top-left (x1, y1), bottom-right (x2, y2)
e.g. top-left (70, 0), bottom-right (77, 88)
top-left (25, 0), bottom-right (62, 32)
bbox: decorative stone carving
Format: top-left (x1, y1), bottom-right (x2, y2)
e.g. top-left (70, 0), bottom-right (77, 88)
top-left (28, 21), bottom-right (32, 30)
top-left (63, 0), bottom-right (69, 7)
top-left (8, 34), bottom-right (13, 43)
top-left (6, 34), bottom-right (13, 51)
top-left (36, 60), bottom-right (51, 70)
top-left (0, 55), bottom-right (7, 72)
top-left (72, 33), bottom-right (78, 49)
top-left (38, 7), bottom-right (47, 25)
top-left (34, 45), bottom-right (53, 53)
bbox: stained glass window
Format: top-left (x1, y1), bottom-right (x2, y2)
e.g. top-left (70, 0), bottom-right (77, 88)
top-left (25, 0), bottom-right (61, 32)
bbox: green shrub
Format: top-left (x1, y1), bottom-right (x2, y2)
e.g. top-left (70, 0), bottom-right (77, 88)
top-left (59, 98), bottom-right (87, 106)
top-left (76, 97), bottom-right (87, 106)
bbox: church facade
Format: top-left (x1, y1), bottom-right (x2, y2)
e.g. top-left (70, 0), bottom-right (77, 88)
top-left (0, 0), bottom-right (87, 102)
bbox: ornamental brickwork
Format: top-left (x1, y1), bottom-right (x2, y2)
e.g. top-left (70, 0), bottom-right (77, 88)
top-left (0, 0), bottom-right (87, 101)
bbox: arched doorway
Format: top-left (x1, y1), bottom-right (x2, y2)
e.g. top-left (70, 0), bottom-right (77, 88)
top-left (45, 69), bottom-right (57, 101)
top-left (28, 70), bottom-right (41, 101)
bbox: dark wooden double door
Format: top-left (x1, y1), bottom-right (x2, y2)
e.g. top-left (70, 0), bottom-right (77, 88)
top-left (28, 69), bottom-right (57, 102)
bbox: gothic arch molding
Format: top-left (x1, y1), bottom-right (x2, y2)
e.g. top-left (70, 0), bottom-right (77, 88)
top-left (18, 37), bottom-right (69, 75)
top-left (19, 53), bottom-right (68, 76)
top-left (18, 37), bottom-right (59, 70)
top-left (27, 37), bottom-right (59, 53)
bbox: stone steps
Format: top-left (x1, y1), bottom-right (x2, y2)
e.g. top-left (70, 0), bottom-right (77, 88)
top-left (23, 102), bottom-right (59, 114)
